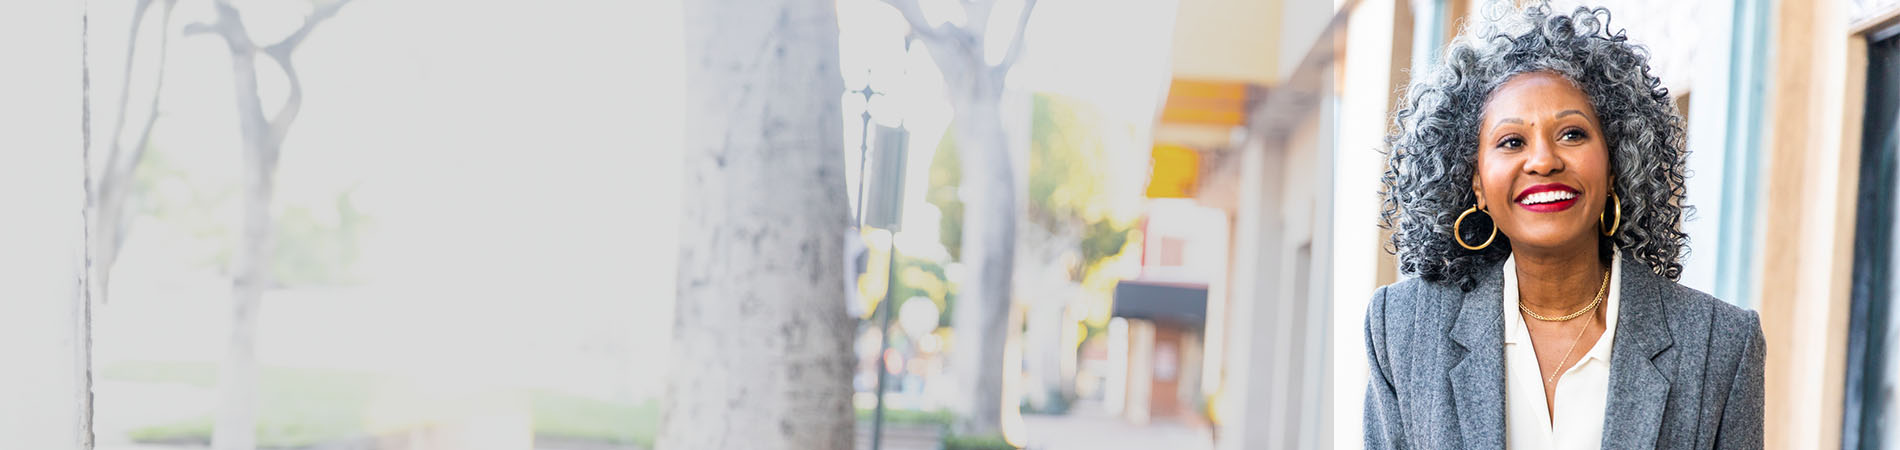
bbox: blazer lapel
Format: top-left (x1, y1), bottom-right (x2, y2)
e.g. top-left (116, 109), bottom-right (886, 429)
top-left (1450, 265), bottom-right (1507, 449)
top-left (1601, 260), bottom-right (1675, 450)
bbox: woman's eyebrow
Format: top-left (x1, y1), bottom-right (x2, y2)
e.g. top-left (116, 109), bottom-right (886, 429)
top-left (1489, 117), bottom-right (1525, 133)
top-left (1556, 109), bottom-right (1585, 120)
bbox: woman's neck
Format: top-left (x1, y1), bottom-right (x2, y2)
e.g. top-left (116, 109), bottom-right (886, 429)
top-left (1512, 243), bottom-right (1607, 317)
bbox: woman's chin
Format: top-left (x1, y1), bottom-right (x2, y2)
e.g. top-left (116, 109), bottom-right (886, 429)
top-left (1500, 227), bottom-right (1599, 253)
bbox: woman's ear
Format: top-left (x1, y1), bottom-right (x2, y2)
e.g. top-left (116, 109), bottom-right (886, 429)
top-left (1471, 176), bottom-right (1487, 212)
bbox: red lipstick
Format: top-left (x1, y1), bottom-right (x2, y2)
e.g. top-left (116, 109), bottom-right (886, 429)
top-left (1514, 183), bottom-right (1580, 213)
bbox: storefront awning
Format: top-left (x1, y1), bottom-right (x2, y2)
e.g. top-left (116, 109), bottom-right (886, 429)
top-left (1111, 279), bottom-right (1208, 328)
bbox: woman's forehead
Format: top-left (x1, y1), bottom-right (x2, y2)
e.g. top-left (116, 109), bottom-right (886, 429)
top-left (1481, 72), bottom-right (1598, 125)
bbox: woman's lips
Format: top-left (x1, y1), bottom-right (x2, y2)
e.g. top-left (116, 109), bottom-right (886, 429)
top-left (1515, 183), bottom-right (1580, 213)
top-left (1519, 196), bottom-right (1578, 212)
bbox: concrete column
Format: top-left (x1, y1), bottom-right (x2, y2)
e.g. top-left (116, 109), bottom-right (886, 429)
top-left (1218, 132), bottom-right (1285, 450)
top-left (1333, 0), bottom-right (1412, 448)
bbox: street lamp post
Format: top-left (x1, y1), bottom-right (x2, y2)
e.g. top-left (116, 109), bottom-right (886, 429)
top-left (864, 123), bottom-right (910, 450)
top-left (850, 80), bottom-right (883, 227)
top-left (854, 35), bottom-right (914, 450)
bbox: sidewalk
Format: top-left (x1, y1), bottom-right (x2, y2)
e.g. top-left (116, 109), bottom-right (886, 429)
top-left (1020, 401), bottom-right (1213, 450)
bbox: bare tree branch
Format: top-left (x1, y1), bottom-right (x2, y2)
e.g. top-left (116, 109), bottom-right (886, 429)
top-left (991, 0), bottom-right (1036, 77)
top-left (122, 0), bottom-right (177, 178)
top-left (879, 0), bottom-right (955, 42)
top-left (262, 48), bottom-right (301, 150)
top-left (98, 0), bottom-right (154, 187)
top-left (186, 0), bottom-right (354, 163)
top-left (961, 0), bottom-right (995, 40)
top-left (184, 0), bottom-right (253, 53)
top-left (92, 0), bottom-right (180, 305)
top-left (187, 0), bottom-right (269, 168)
top-left (263, 0), bottom-right (353, 150)
top-left (265, 0), bottom-right (355, 57)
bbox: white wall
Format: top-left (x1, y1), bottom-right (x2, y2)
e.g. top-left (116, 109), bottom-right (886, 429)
top-left (1332, 1), bottom-right (1405, 448)
top-left (1678, 0), bottom-right (1739, 296)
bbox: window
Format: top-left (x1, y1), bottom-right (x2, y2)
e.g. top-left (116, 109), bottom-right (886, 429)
top-left (1843, 26), bottom-right (1900, 450)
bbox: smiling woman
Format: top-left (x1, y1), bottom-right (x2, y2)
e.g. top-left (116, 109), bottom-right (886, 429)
top-left (1378, 8), bottom-right (1689, 288)
top-left (1363, 3), bottom-right (1766, 450)
top-left (1470, 72), bottom-right (1616, 255)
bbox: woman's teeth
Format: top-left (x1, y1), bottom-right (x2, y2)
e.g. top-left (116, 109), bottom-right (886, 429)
top-left (1520, 190), bottom-right (1577, 205)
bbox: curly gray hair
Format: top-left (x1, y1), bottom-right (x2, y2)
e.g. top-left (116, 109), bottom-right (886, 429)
top-left (1379, 2), bottom-right (1689, 290)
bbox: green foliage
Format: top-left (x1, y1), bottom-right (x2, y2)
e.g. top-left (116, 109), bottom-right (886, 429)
top-left (855, 407), bottom-right (956, 427)
top-left (925, 132), bottom-right (965, 261)
top-left (882, 252), bottom-right (954, 328)
top-left (1027, 93), bottom-right (1114, 230)
top-left (104, 361), bottom-right (659, 448)
top-left (271, 188), bottom-right (372, 287)
top-left (132, 149), bottom-right (238, 270)
top-left (529, 393), bottom-right (660, 446)
top-left (927, 92), bottom-right (1139, 330)
top-left (1028, 93), bottom-right (1135, 281)
top-left (929, 94), bottom-right (1135, 276)
top-left (1077, 218), bottom-right (1133, 279)
top-left (943, 433), bottom-right (1020, 450)
top-left (109, 361), bottom-right (376, 448)
top-left (128, 148), bottom-right (373, 287)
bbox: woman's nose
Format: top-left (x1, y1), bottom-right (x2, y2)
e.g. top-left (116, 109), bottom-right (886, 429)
top-left (1523, 138), bottom-right (1564, 175)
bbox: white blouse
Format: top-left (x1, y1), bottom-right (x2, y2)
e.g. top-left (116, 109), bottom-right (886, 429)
top-left (1502, 252), bottom-right (1621, 450)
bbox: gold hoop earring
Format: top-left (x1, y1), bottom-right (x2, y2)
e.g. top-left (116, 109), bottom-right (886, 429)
top-left (1454, 203), bottom-right (1497, 251)
top-left (1600, 191), bottom-right (1621, 236)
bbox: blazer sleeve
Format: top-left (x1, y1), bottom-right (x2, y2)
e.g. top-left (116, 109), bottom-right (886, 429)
top-left (1365, 286), bottom-right (1407, 449)
top-left (1714, 310), bottom-right (1765, 450)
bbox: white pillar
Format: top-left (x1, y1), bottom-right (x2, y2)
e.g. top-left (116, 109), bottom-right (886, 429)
top-left (1220, 132), bottom-right (1287, 450)
top-left (1334, 1), bottom-right (1410, 448)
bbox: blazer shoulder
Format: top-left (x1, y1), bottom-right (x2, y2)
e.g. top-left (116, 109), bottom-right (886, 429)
top-left (1365, 277), bottom-right (1460, 376)
top-left (1657, 279), bottom-right (1763, 355)
top-left (1372, 276), bottom-right (1456, 310)
top-left (1660, 281), bottom-right (1759, 330)
top-left (1366, 276), bottom-right (1460, 333)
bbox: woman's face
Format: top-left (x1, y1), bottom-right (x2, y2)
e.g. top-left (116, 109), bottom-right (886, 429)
top-left (1471, 71), bottom-right (1613, 253)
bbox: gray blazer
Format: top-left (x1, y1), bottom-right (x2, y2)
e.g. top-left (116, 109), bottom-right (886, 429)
top-left (1363, 257), bottom-right (1766, 449)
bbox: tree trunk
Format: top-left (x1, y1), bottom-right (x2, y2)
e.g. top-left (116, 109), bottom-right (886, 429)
top-left (874, 0), bottom-right (1036, 436)
top-left (659, 0), bottom-right (855, 449)
top-left (949, 95), bottom-right (1016, 437)
top-left (212, 37), bottom-right (276, 450)
top-left (0, 1), bottom-right (90, 446)
top-left (212, 158), bottom-right (270, 450)
top-left (1015, 215), bottom-right (1083, 413)
top-left (182, 3), bottom-right (344, 448)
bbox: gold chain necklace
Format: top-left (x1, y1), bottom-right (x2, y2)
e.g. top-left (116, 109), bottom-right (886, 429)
top-left (1525, 267), bottom-right (1611, 386)
top-left (1519, 269), bottom-right (1610, 321)
top-left (1545, 316), bottom-right (1593, 385)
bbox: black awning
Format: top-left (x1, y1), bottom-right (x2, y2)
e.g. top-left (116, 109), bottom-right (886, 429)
top-left (1111, 280), bottom-right (1208, 328)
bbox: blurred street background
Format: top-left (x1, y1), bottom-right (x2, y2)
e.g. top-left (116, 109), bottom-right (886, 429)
top-left (0, 0), bottom-right (1890, 449)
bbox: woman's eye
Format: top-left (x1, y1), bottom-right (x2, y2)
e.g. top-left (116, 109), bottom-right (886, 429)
top-left (1499, 137), bottom-right (1524, 149)
top-left (1560, 129), bottom-right (1588, 142)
